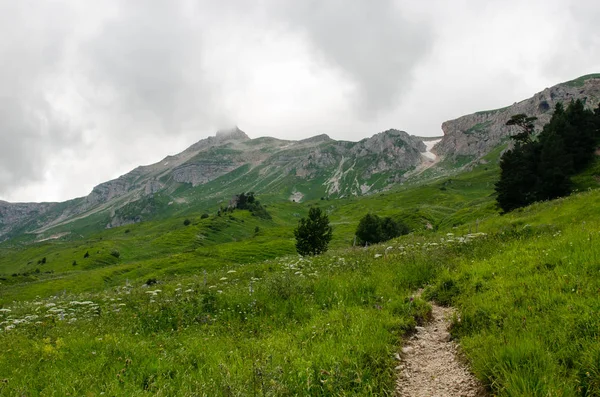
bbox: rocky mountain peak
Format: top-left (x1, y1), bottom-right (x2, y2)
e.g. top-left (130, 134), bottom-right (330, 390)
top-left (215, 126), bottom-right (250, 142)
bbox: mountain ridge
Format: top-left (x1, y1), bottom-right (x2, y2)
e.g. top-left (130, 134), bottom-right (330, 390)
top-left (1, 73), bottom-right (599, 241)
top-left (434, 74), bottom-right (600, 159)
top-left (0, 128), bottom-right (428, 240)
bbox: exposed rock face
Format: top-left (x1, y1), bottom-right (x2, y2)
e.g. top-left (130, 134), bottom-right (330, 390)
top-left (0, 201), bottom-right (55, 238)
top-left (435, 75), bottom-right (600, 159)
top-left (172, 162), bottom-right (241, 186)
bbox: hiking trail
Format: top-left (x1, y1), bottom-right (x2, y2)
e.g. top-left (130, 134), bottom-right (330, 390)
top-left (395, 302), bottom-right (487, 397)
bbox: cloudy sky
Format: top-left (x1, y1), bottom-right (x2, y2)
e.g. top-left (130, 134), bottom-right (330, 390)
top-left (1, 0), bottom-right (599, 203)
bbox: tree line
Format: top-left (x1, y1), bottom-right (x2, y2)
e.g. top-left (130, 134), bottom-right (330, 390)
top-left (496, 100), bottom-right (600, 212)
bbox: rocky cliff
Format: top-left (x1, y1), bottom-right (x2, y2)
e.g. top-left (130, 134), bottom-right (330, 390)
top-left (435, 74), bottom-right (600, 159)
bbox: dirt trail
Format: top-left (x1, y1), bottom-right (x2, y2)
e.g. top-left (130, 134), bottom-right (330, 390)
top-left (395, 303), bottom-right (487, 397)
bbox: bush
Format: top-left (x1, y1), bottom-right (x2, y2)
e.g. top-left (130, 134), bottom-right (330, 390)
top-left (183, 219), bottom-right (191, 226)
top-left (355, 214), bottom-right (409, 245)
top-left (110, 250), bottom-right (120, 259)
top-left (201, 213), bottom-right (209, 219)
top-left (83, 251), bottom-right (89, 258)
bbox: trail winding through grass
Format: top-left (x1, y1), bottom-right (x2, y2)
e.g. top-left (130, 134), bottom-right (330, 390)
top-left (396, 302), bottom-right (486, 397)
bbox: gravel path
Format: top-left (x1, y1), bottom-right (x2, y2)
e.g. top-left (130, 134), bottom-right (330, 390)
top-left (395, 303), bottom-right (487, 397)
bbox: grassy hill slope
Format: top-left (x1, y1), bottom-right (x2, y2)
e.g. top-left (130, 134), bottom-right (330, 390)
top-left (0, 152), bottom-right (600, 395)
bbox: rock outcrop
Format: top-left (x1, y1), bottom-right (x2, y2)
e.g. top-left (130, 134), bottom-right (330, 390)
top-left (435, 74), bottom-right (600, 159)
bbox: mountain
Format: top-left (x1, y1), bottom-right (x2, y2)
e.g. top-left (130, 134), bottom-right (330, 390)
top-left (2, 73), bottom-right (599, 242)
top-left (435, 74), bottom-right (600, 160)
top-left (0, 128), bottom-right (430, 240)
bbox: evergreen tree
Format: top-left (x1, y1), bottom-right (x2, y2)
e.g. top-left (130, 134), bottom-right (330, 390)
top-left (495, 141), bottom-right (540, 212)
top-left (294, 207), bottom-right (333, 256)
top-left (496, 101), bottom-right (599, 213)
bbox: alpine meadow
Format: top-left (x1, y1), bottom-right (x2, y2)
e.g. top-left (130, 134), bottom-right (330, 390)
top-left (1, 36), bottom-right (600, 396)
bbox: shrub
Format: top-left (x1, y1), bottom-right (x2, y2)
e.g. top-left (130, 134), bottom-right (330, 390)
top-left (110, 250), bottom-right (120, 259)
top-left (355, 214), bottom-right (409, 245)
top-left (201, 213), bottom-right (209, 219)
top-left (183, 219), bottom-right (191, 226)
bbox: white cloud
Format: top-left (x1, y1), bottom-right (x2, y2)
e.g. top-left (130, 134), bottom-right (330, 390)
top-left (0, 0), bottom-right (598, 202)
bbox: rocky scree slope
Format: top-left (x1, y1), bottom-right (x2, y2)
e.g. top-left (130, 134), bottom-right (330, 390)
top-left (0, 128), bottom-right (427, 240)
top-left (435, 74), bottom-right (600, 161)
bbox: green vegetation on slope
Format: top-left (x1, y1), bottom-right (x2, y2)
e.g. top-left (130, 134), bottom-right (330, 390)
top-left (1, 144), bottom-right (600, 395)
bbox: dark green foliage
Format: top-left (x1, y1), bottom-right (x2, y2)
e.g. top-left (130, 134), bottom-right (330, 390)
top-left (355, 214), bottom-right (409, 245)
top-left (355, 214), bottom-right (381, 245)
top-left (200, 213), bottom-right (209, 219)
top-left (235, 192), bottom-right (255, 210)
top-left (505, 113), bottom-right (537, 144)
top-left (183, 219), bottom-right (191, 226)
top-left (72, 260), bottom-right (77, 266)
top-left (233, 192), bottom-right (271, 220)
top-left (293, 207), bottom-right (333, 256)
top-left (496, 100), bottom-right (600, 212)
top-left (83, 251), bottom-right (89, 258)
top-left (495, 140), bottom-right (541, 212)
top-left (110, 250), bottom-right (120, 259)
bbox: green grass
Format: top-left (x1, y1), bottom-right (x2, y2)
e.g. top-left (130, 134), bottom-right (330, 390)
top-left (1, 152), bottom-right (600, 395)
top-left (562, 73), bottom-right (600, 88)
top-left (423, 190), bottom-right (600, 396)
top-left (0, 245), bottom-right (437, 395)
top-left (464, 121), bottom-right (493, 135)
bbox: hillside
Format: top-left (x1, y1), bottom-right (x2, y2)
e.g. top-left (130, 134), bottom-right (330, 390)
top-left (0, 128), bottom-right (428, 241)
top-left (1, 157), bottom-right (599, 394)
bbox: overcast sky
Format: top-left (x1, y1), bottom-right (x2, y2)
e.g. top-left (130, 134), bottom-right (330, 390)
top-left (1, 0), bottom-right (599, 203)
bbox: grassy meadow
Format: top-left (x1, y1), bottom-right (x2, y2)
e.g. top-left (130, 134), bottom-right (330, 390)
top-left (1, 155), bottom-right (600, 395)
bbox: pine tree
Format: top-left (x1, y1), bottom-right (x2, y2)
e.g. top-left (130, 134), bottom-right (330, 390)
top-left (496, 101), bottom-right (599, 213)
top-left (495, 141), bottom-right (540, 212)
top-left (294, 207), bottom-right (333, 256)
